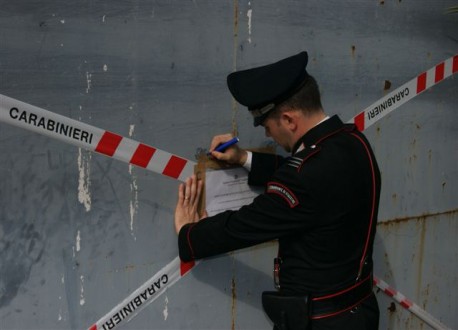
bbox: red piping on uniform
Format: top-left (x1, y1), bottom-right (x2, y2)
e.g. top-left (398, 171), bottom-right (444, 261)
top-left (298, 126), bottom-right (377, 282)
top-left (349, 132), bottom-right (377, 280)
top-left (297, 148), bottom-right (321, 173)
top-left (314, 127), bottom-right (345, 145)
top-left (186, 224), bottom-right (197, 260)
top-left (310, 292), bottom-right (374, 320)
top-left (312, 273), bottom-right (371, 301)
top-left (307, 130), bottom-right (377, 320)
top-left (297, 127), bottom-right (344, 172)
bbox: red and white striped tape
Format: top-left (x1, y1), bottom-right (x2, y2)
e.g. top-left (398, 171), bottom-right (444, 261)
top-left (349, 54), bottom-right (458, 131)
top-left (374, 276), bottom-right (451, 330)
top-left (87, 54), bottom-right (457, 330)
top-left (0, 95), bottom-right (195, 182)
top-left (0, 55), bottom-right (455, 330)
top-left (88, 257), bottom-right (198, 330)
top-left (1, 55), bottom-right (456, 181)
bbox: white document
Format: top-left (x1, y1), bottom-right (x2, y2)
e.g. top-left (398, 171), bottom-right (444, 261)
top-left (205, 167), bottom-right (263, 216)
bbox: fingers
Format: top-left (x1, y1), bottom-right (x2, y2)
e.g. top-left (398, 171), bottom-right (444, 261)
top-left (183, 176), bottom-right (192, 205)
top-left (178, 183), bottom-right (185, 203)
top-left (196, 177), bottom-right (203, 200)
top-left (209, 149), bottom-right (227, 162)
top-left (175, 175), bottom-right (205, 234)
top-left (209, 133), bottom-right (245, 164)
top-left (209, 133), bottom-right (234, 152)
top-left (183, 174), bottom-right (201, 206)
top-left (189, 175), bottom-right (197, 205)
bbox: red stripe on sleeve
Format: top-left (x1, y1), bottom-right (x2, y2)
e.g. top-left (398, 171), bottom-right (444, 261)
top-left (354, 112), bottom-right (365, 131)
top-left (130, 144), bottom-right (156, 168)
top-left (89, 325), bottom-right (97, 330)
top-left (95, 131), bottom-right (123, 157)
top-left (435, 62), bottom-right (445, 83)
top-left (162, 155), bottom-right (188, 179)
top-left (416, 72), bottom-right (427, 94)
top-left (453, 55), bottom-right (458, 73)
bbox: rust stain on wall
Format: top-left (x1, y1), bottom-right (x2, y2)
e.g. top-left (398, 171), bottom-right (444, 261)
top-left (231, 276), bottom-right (237, 330)
top-left (416, 219), bottom-right (426, 298)
top-left (378, 208), bottom-right (458, 226)
top-left (384, 80), bottom-right (392, 92)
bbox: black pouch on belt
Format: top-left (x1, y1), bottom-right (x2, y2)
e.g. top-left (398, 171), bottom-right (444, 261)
top-left (262, 291), bottom-right (310, 330)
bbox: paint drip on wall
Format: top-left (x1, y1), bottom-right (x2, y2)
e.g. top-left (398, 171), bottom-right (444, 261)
top-left (247, 2), bottom-right (253, 43)
top-left (79, 275), bottom-right (85, 306)
top-left (163, 296), bottom-right (169, 321)
top-left (86, 72), bottom-right (92, 93)
top-left (77, 106), bottom-right (92, 212)
top-left (77, 148), bottom-right (92, 212)
top-left (128, 124), bottom-right (138, 240)
top-left (76, 230), bottom-right (81, 252)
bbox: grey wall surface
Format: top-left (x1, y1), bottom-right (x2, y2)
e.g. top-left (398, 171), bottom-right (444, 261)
top-left (0, 1), bottom-right (457, 329)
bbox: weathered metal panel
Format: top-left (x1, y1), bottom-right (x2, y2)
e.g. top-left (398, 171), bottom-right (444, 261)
top-left (374, 211), bottom-right (458, 329)
top-left (0, 1), bottom-right (456, 329)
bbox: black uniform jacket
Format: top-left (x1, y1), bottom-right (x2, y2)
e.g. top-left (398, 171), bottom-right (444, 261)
top-left (178, 115), bottom-right (381, 296)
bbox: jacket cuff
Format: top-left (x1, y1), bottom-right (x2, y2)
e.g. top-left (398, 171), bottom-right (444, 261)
top-left (178, 223), bottom-right (195, 262)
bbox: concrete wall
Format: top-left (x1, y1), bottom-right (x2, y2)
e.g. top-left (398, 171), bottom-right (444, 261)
top-left (0, 1), bottom-right (457, 329)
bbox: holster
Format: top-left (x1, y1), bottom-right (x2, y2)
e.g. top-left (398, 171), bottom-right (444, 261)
top-left (262, 291), bottom-right (310, 330)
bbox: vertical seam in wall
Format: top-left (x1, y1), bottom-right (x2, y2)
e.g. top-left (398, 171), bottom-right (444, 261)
top-left (231, 4), bottom-right (239, 329)
top-left (231, 266), bottom-right (237, 330)
top-left (416, 219), bottom-right (426, 303)
top-left (231, 0), bottom-right (239, 138)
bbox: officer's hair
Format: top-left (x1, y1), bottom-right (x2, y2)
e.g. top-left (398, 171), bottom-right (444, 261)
top-left (278, 75), bottom-right (323, 115)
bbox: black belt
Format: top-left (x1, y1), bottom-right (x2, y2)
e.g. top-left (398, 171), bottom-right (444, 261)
top-left (262, 274), bottom-right (374, 329)
top-left (310, 273), bottom-right (374, 319)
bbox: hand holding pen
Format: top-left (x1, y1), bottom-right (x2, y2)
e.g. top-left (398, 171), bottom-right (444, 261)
top-left (208, 134), bottom-right (247, 166)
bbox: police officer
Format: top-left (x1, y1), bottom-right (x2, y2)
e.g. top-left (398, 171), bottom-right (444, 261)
top-left (174, 51), bottom-right (381, 330)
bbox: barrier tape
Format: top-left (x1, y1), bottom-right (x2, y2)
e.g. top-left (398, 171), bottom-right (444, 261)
top-left (86, 54), bottom-right (456, 330)
top-left (0, 95), bottom-right (195, 182)
top-left (1, 55), bottom-right (456, 182)
top-left (348, 54), bottom-right (458, 130)
top-left (88, 257), bottom-right (198, 330)
top-left (374, 276), bottom-right (451, 330)
top-left (0, 55), bottom-right (455, 329)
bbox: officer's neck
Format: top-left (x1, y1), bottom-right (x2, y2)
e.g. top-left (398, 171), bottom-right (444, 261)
top-left (290, 110), bottom-right (327, 151)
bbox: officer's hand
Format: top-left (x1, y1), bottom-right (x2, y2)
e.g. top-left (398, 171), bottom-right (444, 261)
top-left (174, 174), bottom-right (207, 234)
top-left (209, 133), bottom-right (247, 166)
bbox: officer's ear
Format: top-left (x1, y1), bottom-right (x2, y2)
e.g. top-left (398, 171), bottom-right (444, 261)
top-left (280, 110), bottom-right (299, 131)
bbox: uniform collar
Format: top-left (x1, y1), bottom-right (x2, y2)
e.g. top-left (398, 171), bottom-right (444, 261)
top-left (292, 115), bottom-right (344, 155)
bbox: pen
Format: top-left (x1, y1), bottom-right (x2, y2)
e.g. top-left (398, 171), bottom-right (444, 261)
top-left (208, 137), bottom-right (239, 155)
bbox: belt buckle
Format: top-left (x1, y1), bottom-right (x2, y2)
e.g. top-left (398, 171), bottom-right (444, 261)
top-left (273, 257), bottom-right (282, 290)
